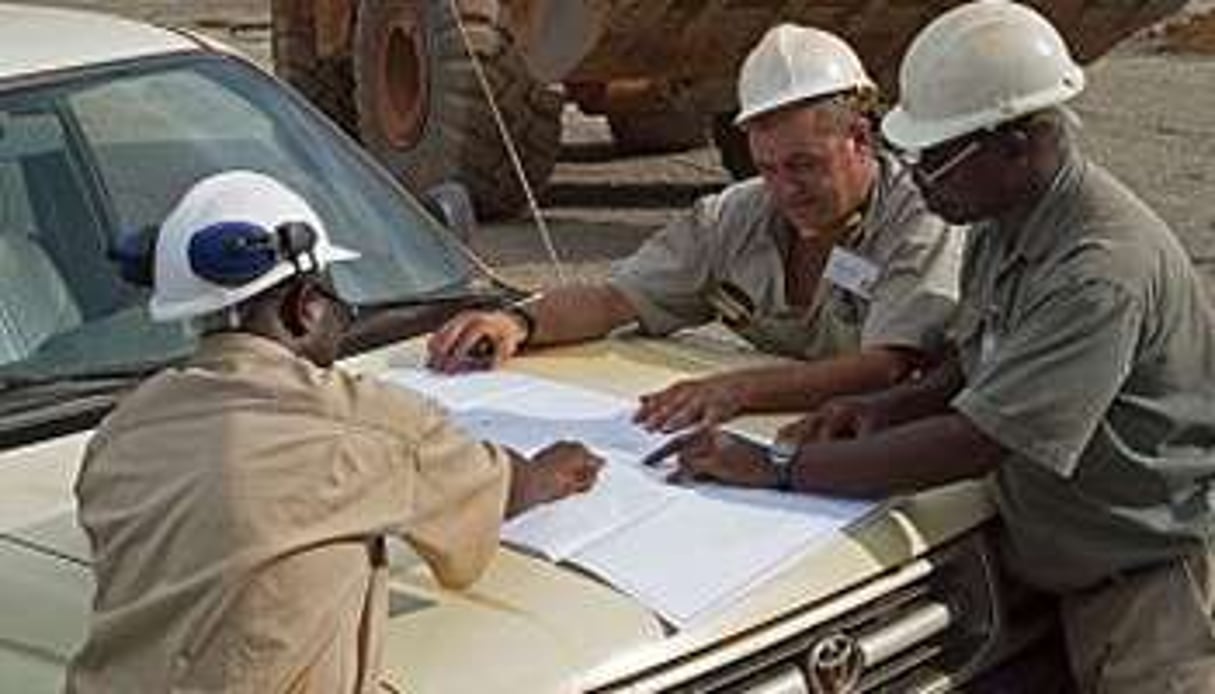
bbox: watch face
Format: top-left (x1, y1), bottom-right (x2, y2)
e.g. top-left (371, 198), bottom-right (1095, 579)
top-left (768, 440), bottom-right (798, 466)
top-left (772, 439), bottom-right (799, 457)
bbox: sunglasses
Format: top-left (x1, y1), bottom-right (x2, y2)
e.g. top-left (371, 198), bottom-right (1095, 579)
top-left (900, 135), bottom-right (988, 186)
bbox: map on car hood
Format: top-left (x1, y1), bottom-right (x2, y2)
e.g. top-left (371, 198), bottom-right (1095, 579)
top-left (382, 368), bottom-right (878, 628)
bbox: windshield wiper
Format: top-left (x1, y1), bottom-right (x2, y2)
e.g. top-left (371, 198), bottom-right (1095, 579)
top-left (355, 285), bottom-right (524, 313)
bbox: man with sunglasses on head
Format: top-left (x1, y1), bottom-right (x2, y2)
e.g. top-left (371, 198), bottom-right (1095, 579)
top-left (427, 24), bottom-right (965, 435)
top-left (667, 2), bottom-right (1215, 690)
top-left (67, 171), bottom-right (602, 693)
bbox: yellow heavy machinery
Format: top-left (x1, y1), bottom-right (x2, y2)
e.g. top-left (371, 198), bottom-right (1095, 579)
top-left (271, 0), bottom-right (1185, 219)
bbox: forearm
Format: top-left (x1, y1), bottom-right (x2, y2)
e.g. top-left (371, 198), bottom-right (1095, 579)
top-left (789, 412), bottom-right (1004, 498)
top-left (734, 347), bottom-right (919, 414)
top-left (527, 284), bottom-right (638, 347)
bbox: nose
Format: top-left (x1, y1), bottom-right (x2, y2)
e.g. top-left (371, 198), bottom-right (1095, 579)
top-left (767, 168), bottom-right (809, 206)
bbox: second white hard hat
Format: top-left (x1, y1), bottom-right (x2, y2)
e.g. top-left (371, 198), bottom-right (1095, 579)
top-left (882, 0), bottom-right (1085, 152)
top-left (150, 171), bottom-right (359, 322)
top-left (735, 24), bottom-right (875, 126)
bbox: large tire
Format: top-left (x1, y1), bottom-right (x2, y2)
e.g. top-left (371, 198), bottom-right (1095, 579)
top-left (607, 110), bottom-right (707, 155)
top-left (711, 112), bottom-right (756, 180)
top-left (271, 0), bottom-right (357, 134)
top-left (352, 0), bottom-right (562, 220)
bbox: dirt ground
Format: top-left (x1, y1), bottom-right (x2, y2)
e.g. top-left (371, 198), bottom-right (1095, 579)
top-left (14, 0), bottom-right (1215, 293)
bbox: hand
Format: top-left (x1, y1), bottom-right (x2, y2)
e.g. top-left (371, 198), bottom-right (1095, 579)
top-left (426, 310), bottom-right (528, 373)
top-left (777, 394), bottom-right (893, 445)
top-left (635, 375), bottom-right (745, 433)
top-left (509, 441), bottom-right (603, 514)
top-left (666, 429), bottom-right (776, 489)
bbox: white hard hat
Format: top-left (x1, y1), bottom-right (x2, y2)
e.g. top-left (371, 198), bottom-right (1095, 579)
top-left (150, 171), bottom-right (359, 322)
top-left (882, 0), bottom-right (1085, 152)
top-left (735, 24), bottom-right (875, 126)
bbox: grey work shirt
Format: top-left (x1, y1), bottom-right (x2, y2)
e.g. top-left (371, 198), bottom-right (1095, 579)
top-left (951, 147), bottom-right (1215, 593)
top-left (609, 151), bottom-right (964, 359)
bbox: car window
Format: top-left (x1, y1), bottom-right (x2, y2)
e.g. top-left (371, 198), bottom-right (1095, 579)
top-left (0, 106), bottom-right (130, 368)
top-left (0, 54), bottom-right (472, 383)
top-left (66, 57), bottom-right (470, 306)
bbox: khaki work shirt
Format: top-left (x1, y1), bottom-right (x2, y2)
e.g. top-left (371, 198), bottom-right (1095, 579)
top-left (951, 147), bottom-right (1215, 592)
top-left (609, 151), bottom-right (964, 359)
top-left (67, 334), bottom-right (510, 693)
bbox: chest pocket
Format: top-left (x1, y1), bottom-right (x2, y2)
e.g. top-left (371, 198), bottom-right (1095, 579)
top-left (738, 303), bottom-right (861, 360)
top-left (709, 276), bottom-right (868, 360)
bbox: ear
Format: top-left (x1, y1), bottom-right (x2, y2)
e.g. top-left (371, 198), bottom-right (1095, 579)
top-left (847, 116), bottom-right (875, 156)
top-left (279, 282), bottom-right (324, 338)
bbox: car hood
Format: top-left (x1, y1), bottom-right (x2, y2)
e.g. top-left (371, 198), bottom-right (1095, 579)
top-left (0, 334), bottom-right (994, 692)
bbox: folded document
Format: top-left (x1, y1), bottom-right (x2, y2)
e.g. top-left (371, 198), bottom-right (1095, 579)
top-left (383, 368), bottom-right (877, 628)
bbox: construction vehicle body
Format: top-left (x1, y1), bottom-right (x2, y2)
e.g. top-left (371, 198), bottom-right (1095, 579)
top-left (272, 0), bottom-right (1185, 217)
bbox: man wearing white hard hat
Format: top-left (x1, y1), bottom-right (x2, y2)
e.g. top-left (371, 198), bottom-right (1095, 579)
top-left (67, 171), bottom-right (602, 693)
top-left (668, 2), bottom-right (1215, 689)
top-left (429, 24), bottom-right (964, 435)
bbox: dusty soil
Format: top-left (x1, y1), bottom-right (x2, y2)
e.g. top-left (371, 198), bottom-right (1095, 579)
top-left (13, 0), bottom-right (1215, 293)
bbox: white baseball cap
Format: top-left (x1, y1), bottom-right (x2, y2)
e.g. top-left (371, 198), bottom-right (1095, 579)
top-left (149, 170), bottom-right (359, 322)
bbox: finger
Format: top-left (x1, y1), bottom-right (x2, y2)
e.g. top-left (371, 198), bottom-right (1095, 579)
top-left (640, 431), bottom-right (698, 467)
top-left (572, 462), bottom-right (599, 491)
top-left (425, 317), bottom-right (468, 370)
top-left (806, 414), bottom-right (838, 443)
top-left (658, 401), bottom-right (705, 433)
top-left (700, 402), bottom-right (734, 429)
top-left (448, 323), bottom-right (497, 372)
top-left (430, 320), bottom-right (479, 373)
top-left (634, 385), bottom-right (683, 427)
top-left (633, 396), bottom-right (658, 425)
top-left (823, 410), bottom-right (859, 440)
top-left (665, 465), bottom-right (698, 486)
top-left (640, 389), bottom-right (698, 432)
top-left (673, 448), bottom-right (723, 484)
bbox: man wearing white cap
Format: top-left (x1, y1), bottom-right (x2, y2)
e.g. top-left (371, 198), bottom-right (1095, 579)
top-left (67, 171), bottom-right (602, 693)
top-left (669, 2), bottom-right (1215, 689)
top-left (428, 24), bottom-right (964, 435)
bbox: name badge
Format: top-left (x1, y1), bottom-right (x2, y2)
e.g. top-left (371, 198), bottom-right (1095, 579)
top-left (824, 247), bottom-right (879, 300)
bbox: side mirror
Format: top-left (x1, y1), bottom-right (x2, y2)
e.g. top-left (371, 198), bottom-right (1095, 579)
top-left (424, 181), bottom-right (478, 244)
top-left (108, 224), bottom-right (160, 287)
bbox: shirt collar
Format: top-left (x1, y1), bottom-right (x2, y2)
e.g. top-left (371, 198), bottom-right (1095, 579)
top-left (189, 332), bottom-right (305, 368)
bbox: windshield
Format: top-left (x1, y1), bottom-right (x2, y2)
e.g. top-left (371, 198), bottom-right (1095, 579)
top-left (0, 53), bottom-right (470, 383)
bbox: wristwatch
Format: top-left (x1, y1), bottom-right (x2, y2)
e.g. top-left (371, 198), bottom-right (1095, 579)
top-left (503, 297), bottom-right (538, 346)
top-left (766, 439), bottom-right (798, 492)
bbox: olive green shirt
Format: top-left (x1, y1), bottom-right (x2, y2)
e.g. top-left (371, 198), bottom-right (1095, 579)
top-left (67, 334), bottom-right (510, 693)
top-left (609, 151), bottom-right (964, 359)
top-left (951, 148), bottom-right (1215, 592)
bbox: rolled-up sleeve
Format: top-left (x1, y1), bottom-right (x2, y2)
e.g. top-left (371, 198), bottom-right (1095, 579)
top-left (952, 278), bottom-right (1143, 477)
top-left (609, 196), bottom-right (721, 335)
top-left (861, 218), bottom-right (965, 352)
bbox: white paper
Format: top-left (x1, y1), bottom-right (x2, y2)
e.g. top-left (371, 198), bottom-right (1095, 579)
top-left (502, 455), bottom-right (677, 560)
top-left (383, 368), bottom-right (879, 629)
top-left (570, 493), bottom-right (826, 626)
